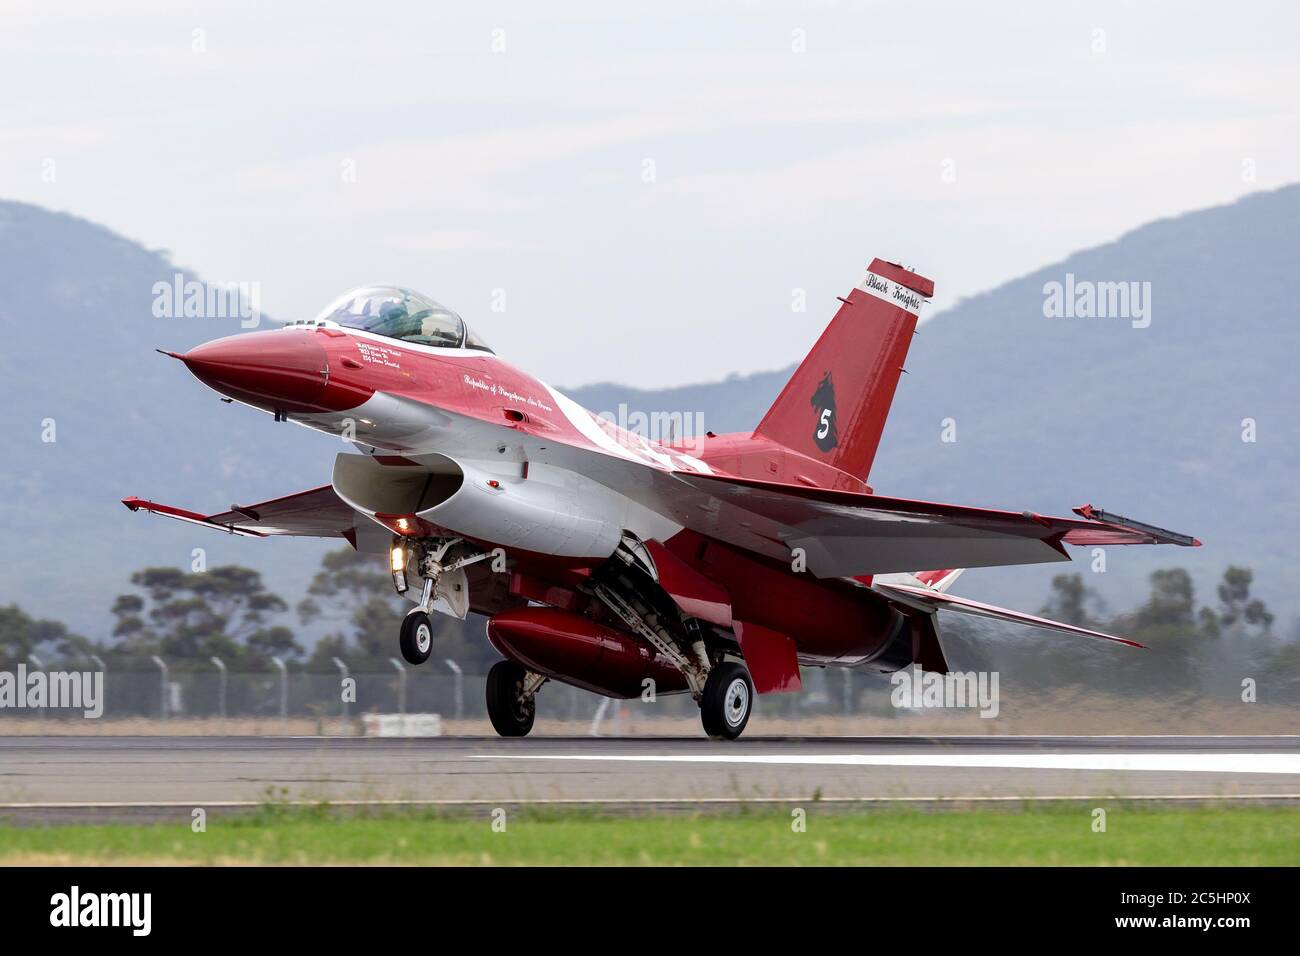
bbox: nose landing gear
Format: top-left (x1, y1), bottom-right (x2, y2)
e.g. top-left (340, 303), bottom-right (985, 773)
top-left (391, 535), bottom-right (500, 666)
top-left (397, 573), bottom-right (438, 665)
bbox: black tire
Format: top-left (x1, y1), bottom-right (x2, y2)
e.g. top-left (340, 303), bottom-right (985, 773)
top-left (486, 660), bottom-right (536, 737)
top-left (700, 662), bottom-right (754, 740)
top-left (399, 610), bottom-right (434, 665)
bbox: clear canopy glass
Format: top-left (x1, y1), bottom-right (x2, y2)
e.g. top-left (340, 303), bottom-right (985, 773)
top-left (314, 286), bottom-right (492, 352)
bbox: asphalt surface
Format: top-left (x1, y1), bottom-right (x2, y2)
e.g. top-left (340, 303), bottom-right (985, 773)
top-left (1, 735), bottom-right (1298, 823)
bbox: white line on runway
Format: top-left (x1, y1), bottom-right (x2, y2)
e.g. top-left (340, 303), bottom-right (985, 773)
top-left (3, 794), bottom-right (1300, 812)
top-left (480, 753), bottom-right (1300, 774)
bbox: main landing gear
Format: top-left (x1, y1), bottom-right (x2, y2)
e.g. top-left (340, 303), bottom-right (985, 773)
top-left (699, 661), bottom-right (754, 740)
top-left (591, 541), bottom-right (756, 741)
top-left (485, 660), bottom-right (546, 737)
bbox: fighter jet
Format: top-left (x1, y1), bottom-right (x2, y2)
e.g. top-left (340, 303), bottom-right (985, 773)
top-left (124, 261), bottom-right (1199, 738)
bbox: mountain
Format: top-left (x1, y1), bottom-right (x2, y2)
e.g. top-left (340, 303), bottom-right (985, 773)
top-left (1, 187), bottom-right (1296, 640)
top-left (0, 201), bottom-right (338, 640)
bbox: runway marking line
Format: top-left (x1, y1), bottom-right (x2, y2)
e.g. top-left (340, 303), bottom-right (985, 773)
top-left (261, 738), bottom-right (1300, 743)
top-left (3, 794), bottom-right (1300, 810)
top-left (479, 753), bottom-right (1300, 774)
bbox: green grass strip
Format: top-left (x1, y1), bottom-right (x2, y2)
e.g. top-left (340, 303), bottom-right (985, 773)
top-left (1, 804), bottom-right (1296, 866)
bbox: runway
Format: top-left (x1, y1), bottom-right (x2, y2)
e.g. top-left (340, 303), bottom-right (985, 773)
top-left (1, 735), bottom-right (1298, 824)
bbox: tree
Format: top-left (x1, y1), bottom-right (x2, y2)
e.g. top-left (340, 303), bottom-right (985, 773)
top-left (298, 549), bottom-right (405, 669)
top-left (1038, 573), bottom-right (1105, 626)
top-left (1113, 567), bottom-right (1212, 694)
top-left (1200, 566), bottom-right (1274, 638)
top-left (0, 604), bottom-right (91, 668)
top-left (1259, 637), bottom-right (1300, 695)
top-left (107, 565), bottom-right (300, 669)
top-left (1131, 568), bottom-right (1198, 631)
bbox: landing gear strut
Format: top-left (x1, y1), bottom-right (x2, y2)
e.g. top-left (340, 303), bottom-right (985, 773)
top-left (590, 536), bottom-right (757, 739)
top-left (396, 574), bottom-right (438, 665)
top-left (486, 660), bottom-right (544, 737)
top-left (392, 535), bottom-right (500, 666)
top-left (700, 662), bottom-right (754, 739)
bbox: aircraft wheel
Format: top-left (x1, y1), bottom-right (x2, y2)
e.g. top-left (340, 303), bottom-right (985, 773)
top-left (700, 661), bottom-right (754, 740)
top-left (486, 660), bottom-right (536, 737)
top-left (399, 610), bottom-right (434, 665)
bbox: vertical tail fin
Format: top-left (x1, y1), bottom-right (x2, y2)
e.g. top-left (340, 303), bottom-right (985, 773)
top-left (755, 259), bottom-right (933, 482)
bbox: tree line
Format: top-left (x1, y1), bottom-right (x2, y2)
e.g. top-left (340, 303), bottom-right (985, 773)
top-left (1, 550), bottom-right (1298, 695)
top-left (1008, 565), bottom-right (1299, 697)
top-left (0, 548), bottom-right (501, 674)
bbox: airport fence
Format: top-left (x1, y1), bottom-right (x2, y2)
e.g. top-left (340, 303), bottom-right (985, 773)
top-left (0, 665), bottom-right (899, 726)
top-left (5, 665), bottom-right (1297, 735)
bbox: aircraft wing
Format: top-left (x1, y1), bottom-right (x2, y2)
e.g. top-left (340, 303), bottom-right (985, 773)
top-left (122, 486), bottom-right (358, 539)
top-left (666, 472), bottom-right (1200, 579)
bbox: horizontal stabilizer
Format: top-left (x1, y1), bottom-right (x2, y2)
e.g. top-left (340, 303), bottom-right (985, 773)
top-left (874, 581), bottom-right (1143, 649)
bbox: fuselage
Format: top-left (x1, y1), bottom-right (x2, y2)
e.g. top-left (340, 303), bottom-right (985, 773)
top-left (177, 318), bottom-right (905, 669)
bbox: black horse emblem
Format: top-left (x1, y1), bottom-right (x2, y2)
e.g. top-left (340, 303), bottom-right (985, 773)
top-left (811, 371), bottom-right (838, 452)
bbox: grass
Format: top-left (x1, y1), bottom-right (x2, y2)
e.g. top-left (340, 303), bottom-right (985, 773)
top-left (0, 803), bottom-right (1297, 865)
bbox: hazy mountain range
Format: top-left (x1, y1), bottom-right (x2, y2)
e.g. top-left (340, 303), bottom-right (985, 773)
top-left (1, 186), bottom-right (1296, 641)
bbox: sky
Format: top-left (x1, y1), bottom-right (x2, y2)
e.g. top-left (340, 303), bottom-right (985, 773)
top-left (3, 0), bottom-right (1298, 387)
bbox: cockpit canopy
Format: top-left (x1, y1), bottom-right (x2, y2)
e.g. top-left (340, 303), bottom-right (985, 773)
top-left (313, 286), bottom-right (493, 353)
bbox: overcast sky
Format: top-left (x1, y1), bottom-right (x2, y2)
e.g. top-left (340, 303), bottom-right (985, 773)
top-left (3, 1), bottom-right (1298, 387)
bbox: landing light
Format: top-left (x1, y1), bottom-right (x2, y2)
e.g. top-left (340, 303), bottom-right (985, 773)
top-left (390, 544), bottom-right (408, 594)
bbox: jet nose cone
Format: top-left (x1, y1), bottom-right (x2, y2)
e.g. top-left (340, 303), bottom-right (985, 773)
top-left (181, 329), bottom-right (329, 411)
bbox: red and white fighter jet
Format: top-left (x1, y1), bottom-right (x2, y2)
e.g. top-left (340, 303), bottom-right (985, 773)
top-left (125, 260), bottom-right (1199, 738)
